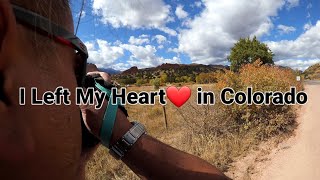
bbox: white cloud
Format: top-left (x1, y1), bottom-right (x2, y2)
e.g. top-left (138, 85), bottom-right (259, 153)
top-left (195, 1), bottom-right (202, 8)
top-left (277, 24), bottom-right (296, 34)
top-left (266, 21), bottom-right (320, 69)
top-left (86, 38), bottom-right (180, 70)
top-left (92, 0), bottom-right (176, 36)
top-left (86, 40), bottom-right (124, 68)
top-left (178, 0), bottom-right (286, 64)
top-left (175, 5), bottom-right (188, 19)
top-left (158, 45), bottom-right (164, 49)
top-left (306, 3), bottom-right (312, 9)
top-left (159, 27), bottom-right (177, 36)
top-left (275, 59), bottom-right (320, 71)
top-left (111, 63), bottom-right (131, 71)
top-left (306, 12), bottom-right (311, 18)
top-left (168, 47), bottom-right (180, 54)
top-left (153, 35), bottom-right (167, 44)
top-left (140, 34), bottom-right (149, 38)
top-left (285, 0), bottom-right (300, 10)
top-left (303, 22), bottom-right (312, 31)
top-left (128, 35), bottom-right (150, 45)
top-left (120, 44), bottom-right (180, 68)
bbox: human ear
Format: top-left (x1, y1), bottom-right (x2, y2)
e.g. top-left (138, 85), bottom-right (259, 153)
top-left (0, 0), bottom-right (18, 105)
top-left (0, 0), bottom-right (18, 53)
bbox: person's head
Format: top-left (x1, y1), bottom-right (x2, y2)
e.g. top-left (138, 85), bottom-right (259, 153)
top-left (0, 0), bottom-right (84, 178)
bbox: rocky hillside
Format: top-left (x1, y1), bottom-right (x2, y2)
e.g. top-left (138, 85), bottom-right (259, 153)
top-left (113, 63), bottom-right (229, 83)
top-left (304, 63), bottom-right (320, 80)
top-left (86, 63), bottom-right (121, 75)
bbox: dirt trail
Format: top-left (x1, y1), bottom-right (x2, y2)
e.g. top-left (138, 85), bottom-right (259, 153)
top-left (257, 83), bottom-right (320, 179)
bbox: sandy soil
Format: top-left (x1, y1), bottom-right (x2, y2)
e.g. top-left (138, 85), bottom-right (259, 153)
top-left (226, 83), bottom-right (320, 180)
top-left (257, 83), bottom-right (320, 179)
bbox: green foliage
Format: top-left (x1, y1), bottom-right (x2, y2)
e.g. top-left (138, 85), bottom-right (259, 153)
top-left (118, 77), bottom-right (136, 85)
top-left (135, 79), bottom-right (144, 87)
top-left (114, 64), bottom-right (225, 84)
top-left (160, 73), bottom-right (168, 84)
top-left (304, 63), bottom-right (320, 80)
top-left (196, 72), bottom-right (217, 84)
top-left (228, 36), bottom-right (274, 72)
top-left (150, 78), bottom-right (161, 89)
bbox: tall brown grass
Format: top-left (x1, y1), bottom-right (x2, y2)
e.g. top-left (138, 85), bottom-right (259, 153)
top-left (85, 61), bottom-right (303, 179)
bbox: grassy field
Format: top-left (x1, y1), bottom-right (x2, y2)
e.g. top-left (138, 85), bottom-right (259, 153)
top-left (85, 62), bottom-right (302, 179)
top-left (85, 85), bottom-right (296, 179)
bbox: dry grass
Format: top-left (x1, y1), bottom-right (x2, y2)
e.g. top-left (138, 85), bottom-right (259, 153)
top-left (85, 62), bottom-right (302, 179)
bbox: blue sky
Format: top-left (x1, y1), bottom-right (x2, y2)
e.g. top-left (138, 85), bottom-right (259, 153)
top-left (70, 0), bottom-right (319, 71)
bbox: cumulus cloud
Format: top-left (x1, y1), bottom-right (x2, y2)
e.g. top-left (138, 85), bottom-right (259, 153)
top-left (266, 21), bottom-right (320, 69)
top-left (194, 1), bottom-right (202, 8)
top-left (303, 22), bottom-right (312, 31)
top-left (178, 0), bottom-right (286, 64)
top-left (86, 40), bottom-right (180, 70)
top-left (175, 5), bottom-right (188, 19)
top-left (85, 40), bottom-right (124, 68)
top-left (159, 27), bottom-right (177, 36)
top-left (168, 47), bottom-right (180, 54)
top-left (275, 59), bottom-right (320, 70)
top-left (92, 0), bottom-right (169, 27)
top-left (285, 0), bottom-right (300, 10)
top-left (92, 0), bottom-right (176, 36)
top-left (128, 35), bottom-right (150, 45)
top-left (153, 35), bottom-right (167, 44)
top-left (158, 45), bottom-right (164, 49)
top-left (111, 63), bottom-right (131, 71)
top-left (277, 24), bottom-right (296, 34)
top-left (120, 44), bottom-right (181, 68)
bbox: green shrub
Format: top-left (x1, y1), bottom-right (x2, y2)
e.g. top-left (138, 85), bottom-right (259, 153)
top-left (214, 60), bottom-right (302, 139)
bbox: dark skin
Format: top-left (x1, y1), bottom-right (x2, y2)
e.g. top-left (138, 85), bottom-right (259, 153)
top-left (0, 1), bottom-right (229, 179)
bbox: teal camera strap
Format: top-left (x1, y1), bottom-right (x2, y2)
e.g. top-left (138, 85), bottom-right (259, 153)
top-left (95, 80), bottom-right (119, 148)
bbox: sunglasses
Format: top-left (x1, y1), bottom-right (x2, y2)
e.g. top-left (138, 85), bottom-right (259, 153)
top-left (12, 4), bottom-right (88, 87)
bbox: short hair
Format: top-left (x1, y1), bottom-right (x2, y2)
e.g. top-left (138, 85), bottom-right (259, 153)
top-left (11, 0), bottom-right (73, 62)
top-left (11, 0), bottom-right (70, 27)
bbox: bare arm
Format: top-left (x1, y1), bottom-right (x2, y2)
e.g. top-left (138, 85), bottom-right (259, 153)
top-left (81, 72), bottom-right (229, 180)
top-left (107, 110), bottom-right (229, 180)
top-left (123, 134), bottom-right (229, 180)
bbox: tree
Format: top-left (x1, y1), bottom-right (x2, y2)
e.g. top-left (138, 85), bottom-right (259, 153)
top-left (160, 73), bottom-right (168, 84)
top-left (136, 79), bottom-right (144, 87)
top-left (228, 36), bottom-right (274, 72)
top-left (196, 72), bottom-right (217, 84)
top-left (150, 78), bottom-right (161, 89)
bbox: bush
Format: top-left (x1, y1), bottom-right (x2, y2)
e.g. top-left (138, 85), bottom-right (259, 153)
top-left (174, 60), bottom-right (302, 172)
top-left (196, 72), bottom-right (218, 84)
top-left (136, 78), bottom-right (148, 86)
top-left (150, 78), bottom-right (161, 89)
top-left (214, 60), bottom-right (302, 139)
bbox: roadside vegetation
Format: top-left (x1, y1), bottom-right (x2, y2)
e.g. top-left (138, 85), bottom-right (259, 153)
top-left (85, 60), bottom-right (302, 179)
top-left (304, 63), bottom-right (320, 80)
top-left (85, 37), bottom-right (303, 179)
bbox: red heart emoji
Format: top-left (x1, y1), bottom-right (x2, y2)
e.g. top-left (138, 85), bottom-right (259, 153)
top-left (166, 86), bottom-right (191, 107)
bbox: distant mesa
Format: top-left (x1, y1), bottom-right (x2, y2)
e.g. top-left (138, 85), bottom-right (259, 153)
top-left (87, 62), bottom-right (230, 78)
top-left (156, 63), bottom-right (181, 70)
top-left (99, 68), bottom-right (121, 75)
top-left (86, 63), bottom-right (99, 73)
top-left (122, 66), bottom-right (139, 75)
top-left (118, 63), bottom-right (229, 77)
